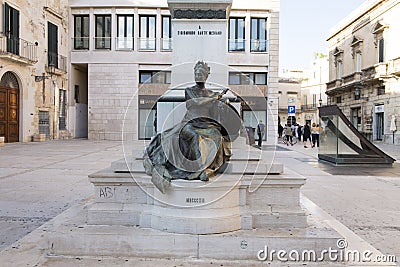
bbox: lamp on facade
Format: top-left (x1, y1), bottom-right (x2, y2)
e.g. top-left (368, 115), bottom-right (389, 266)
top-left (35, 63), bottom-right (56, 103)
top-left (354, 87), bottom-right (361, 100)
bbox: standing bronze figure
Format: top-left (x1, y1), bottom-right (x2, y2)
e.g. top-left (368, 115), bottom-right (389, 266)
top-left (143, 61), bottom-right (240, 193)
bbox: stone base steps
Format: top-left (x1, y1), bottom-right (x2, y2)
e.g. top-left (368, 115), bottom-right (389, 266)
top-left (48, 201), bottom-right (341, 261)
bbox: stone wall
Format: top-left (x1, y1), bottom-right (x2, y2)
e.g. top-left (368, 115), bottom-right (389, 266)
top-left (88, 64), bottom-right (138, 140)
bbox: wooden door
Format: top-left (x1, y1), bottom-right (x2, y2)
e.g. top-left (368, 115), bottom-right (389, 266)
top-left (0, 87), bottom-right (19, 143)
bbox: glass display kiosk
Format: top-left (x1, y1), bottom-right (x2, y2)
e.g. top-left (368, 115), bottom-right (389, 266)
top-left (318, 105), bottom-right (395, 165)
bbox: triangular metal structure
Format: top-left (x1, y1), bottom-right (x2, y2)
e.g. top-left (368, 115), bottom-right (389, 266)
top-left (318, 105), bottom-right (395, 165)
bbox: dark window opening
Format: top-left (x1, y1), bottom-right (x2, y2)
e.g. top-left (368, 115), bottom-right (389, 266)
top-left (378, 38), bottom-right (384, 63)
top-left (48, 22), bottom-right (58, 68)
top-left (377, 86), bottom-right (385, 95)
top-left (95, 15), bottom-right (111, 49)
top-left (4, 3), bottom-right (20, 55)
top-left (74, 15), bottom-right (89, 50)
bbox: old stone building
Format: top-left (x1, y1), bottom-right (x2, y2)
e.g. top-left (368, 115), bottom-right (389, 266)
top-left (68, 0), bottom-right (279, 142)
top-left (300, 55), bottom-right (329, 126)
top-left (278, 74), bottom-right (302, 127)
top-left (0, 0), bottom-right (69, 142)
top-left (326, 0), bottom-right (400, 144)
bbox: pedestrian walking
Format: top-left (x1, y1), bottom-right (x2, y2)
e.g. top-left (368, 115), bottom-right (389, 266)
top-left (315, 124), bottom-right (322, 147)
top-left (257, 120), bottom-right (265, 148)
top-left (284, 124), bottom-right (293, 146)
top-left (278, 123), bottom-right (283, 138)
top-left (302, 122), bottom-right (312, 148)
top-left (311, 123), bottom-right (318, 148)
top-left (292, 124), bottom-right (298, 139)
top-left (297, 125), bottom-right (302, 142)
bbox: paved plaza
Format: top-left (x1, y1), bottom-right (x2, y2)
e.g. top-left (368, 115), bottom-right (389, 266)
top-left (0, 139), bottom-right (399, 266)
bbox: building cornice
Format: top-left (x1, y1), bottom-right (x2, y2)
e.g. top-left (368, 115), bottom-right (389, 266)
top-left (327, 0), bottom-right (383, 41)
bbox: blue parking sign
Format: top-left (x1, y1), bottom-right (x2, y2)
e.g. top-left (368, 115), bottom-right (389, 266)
top-left (288, 106), bottom-right (296, 115)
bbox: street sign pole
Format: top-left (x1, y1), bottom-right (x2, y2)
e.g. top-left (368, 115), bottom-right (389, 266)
top-left (288, 106), bottom-right (296, 125)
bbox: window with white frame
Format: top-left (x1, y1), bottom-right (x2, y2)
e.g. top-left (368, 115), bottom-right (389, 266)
top-left (139, 71), bottom-right (171, 84)
top-left (337, 61), bottom-right (343, 80)
top-left (312, 94), bottom-right (317, 107)
top-left (161, 16), bottom-right (172, 50)
top-left (355, 52), bottom-right (362, 72)
top-left (333, 47), bottom-right (343, 80)
top-left (350, 36), bottom-right (363, 73)
top-left (228, 72), bottom-right (267, 85)
top-left (250, 18), bottom-right (267, 52)
top-left (117, 15), bottom-right (134, 50)
top-left (139, 15), bottom-right (156, 50)
top-left (229, 17), bottom-right (245, 52)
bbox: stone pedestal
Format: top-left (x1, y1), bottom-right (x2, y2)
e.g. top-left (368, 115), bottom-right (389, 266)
top-left (0, 136), bottom-right (4, 147)
top-left (86, 137), bottom-right (308, 234)
top-left (47, 140), bottom-right (342, 260)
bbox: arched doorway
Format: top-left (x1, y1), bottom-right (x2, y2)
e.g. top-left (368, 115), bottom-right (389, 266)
top-left (0, 72), bottom-right (19, 142)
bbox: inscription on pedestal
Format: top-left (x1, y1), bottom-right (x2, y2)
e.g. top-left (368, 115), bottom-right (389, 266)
top-left (185, 197), bottom-right (205, 204)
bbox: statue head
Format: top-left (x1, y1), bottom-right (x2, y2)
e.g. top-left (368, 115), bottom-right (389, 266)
top-left (194, 61), bottom-right (210, 83)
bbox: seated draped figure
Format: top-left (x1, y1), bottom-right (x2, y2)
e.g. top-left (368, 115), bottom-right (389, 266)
top-left (143, 61), bottom-right (241, 193)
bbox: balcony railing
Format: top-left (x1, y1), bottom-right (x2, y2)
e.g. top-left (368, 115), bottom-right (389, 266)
top-left (228, 39), bottom-right (245, 52)
top-left (138, 37), bottom-right (156, 51)
top-left (73, 37), bottom-right (89, 50)
top-left (161, 38), bottom-right (172, 51)
top-left (250, 39), bottom-right (267, 52)
top-left (0, 35), bottom-right (37, 63)
top-left (94, 37), bottom-right (111, 49)
top-left (301, 104), bottom-right (318, 111)
top-left (48, 52), bottom-right (67, 72)
top-left (116, 37), bottom-right (134, 50)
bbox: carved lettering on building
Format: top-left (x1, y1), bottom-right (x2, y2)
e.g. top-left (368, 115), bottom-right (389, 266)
top-left (174, 9), bottom-right (226, 19)
top-left (177, 30), bottom-right (222, 36)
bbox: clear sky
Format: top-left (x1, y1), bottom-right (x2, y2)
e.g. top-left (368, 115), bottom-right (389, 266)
top-left (279, 0), bottom-right (367, 71)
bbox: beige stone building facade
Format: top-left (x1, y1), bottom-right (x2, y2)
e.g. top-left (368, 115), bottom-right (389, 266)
top-left (300, 55), bottom-right (329, 126)
top-left (0, 0), bottom-right (69, 142)
top-left (68, 0), bottom-right (280, 141)
top-left (326, 0), bottom-right (400, 144)
top-left (278, 76), bottom-right (301, 127)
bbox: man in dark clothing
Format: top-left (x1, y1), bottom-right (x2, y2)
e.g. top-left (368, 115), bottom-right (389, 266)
top-left (257, 120), bottom-right (265, 147)
top-left (278, 123), bottom-right (283, 138)
top-left (302, 122), bottom-right (312, 148)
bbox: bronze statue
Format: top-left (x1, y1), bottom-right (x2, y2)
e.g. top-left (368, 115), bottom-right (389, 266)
top-left (143, 61), bottom-right (240, 193)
